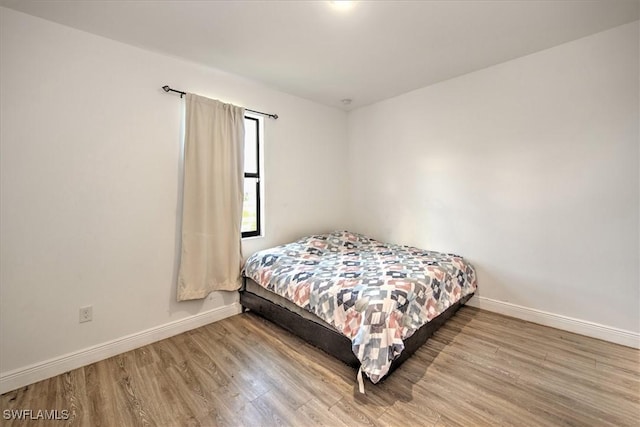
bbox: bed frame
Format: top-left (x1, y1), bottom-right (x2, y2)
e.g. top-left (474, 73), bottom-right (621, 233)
top-left (240, 276), bottom-right (473, 380)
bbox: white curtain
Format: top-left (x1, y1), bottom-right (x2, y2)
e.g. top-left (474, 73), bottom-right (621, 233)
top-left (177, 93), bottom-right (245, 301)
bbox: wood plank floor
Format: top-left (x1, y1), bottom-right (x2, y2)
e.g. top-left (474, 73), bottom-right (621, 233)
top-left (2, 307), bottom-right (639, 426)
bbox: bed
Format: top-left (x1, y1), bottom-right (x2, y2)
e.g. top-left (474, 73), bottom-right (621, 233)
top-left (241, 231), bottom-right (477, 390)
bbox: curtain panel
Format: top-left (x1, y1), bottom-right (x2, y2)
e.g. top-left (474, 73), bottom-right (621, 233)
top-left (177, 93), bottom-right (245, 301)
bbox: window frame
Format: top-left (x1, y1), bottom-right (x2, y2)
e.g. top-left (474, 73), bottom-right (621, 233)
top-left (242, 115), bottom-right (262, 238)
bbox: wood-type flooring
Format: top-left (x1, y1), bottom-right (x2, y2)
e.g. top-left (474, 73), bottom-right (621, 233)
top-left (2, 307), bottom-right (639, 426)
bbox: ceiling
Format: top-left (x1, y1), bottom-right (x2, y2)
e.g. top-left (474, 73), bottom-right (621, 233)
top-left (1, 0), bottom-right (638, 110)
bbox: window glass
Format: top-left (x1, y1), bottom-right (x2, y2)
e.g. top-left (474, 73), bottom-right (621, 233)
top-left (242, 116), bottom-right (261, 238)
top-left (244, 118), bottom-right (258, 175)
top-left (242, 177), bottom-right (259, 235)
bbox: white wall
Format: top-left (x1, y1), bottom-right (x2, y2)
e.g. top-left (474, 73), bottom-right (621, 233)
top-left (348, 22), bottom-right (639, 335)
top-left (1, 5), bottom-right (637, 392)
top-left (0, 7), bottom-right (348, 380)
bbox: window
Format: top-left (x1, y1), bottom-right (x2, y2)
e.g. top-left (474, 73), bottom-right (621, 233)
top-left (242, 115), bottom-right (262, 237)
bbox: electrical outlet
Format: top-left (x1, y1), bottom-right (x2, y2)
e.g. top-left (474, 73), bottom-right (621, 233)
top-left (79, 306), bottom-right (93, 323)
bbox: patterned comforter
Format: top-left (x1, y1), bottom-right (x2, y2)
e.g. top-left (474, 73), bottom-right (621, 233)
top-left (243, 231), bottom-right (477, 383)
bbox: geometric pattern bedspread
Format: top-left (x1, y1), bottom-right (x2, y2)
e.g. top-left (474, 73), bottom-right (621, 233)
top-left (243, 231), bottom-right (477, 383)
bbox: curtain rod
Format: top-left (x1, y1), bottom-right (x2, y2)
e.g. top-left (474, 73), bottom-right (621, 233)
top-left (162, 85), bottom-right (278, 120)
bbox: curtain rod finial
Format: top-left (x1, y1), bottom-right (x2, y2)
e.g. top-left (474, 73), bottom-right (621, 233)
top-left (162, 85), bottom-right (170, 92)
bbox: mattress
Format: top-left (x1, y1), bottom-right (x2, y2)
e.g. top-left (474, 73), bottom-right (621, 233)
top-left (244, 278), bottom-right (333, 328)
top-left (243, 231), bottom-right (477, 383)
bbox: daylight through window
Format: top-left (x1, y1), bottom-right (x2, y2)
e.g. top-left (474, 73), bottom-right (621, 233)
top-left (242, 116), bottom-right (261, 237)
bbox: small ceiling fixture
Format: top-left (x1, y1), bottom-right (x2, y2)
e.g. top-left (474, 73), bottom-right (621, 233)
top-left (341, 98), bottom-right (352, 106)
top-left (329, 1), bottom-right (355, 12)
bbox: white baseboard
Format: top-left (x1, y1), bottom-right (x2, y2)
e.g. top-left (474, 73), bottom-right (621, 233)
top-left (467, 296), bottom-right (639, 349)
top-left (0, 303), bottom-right (242, 394)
